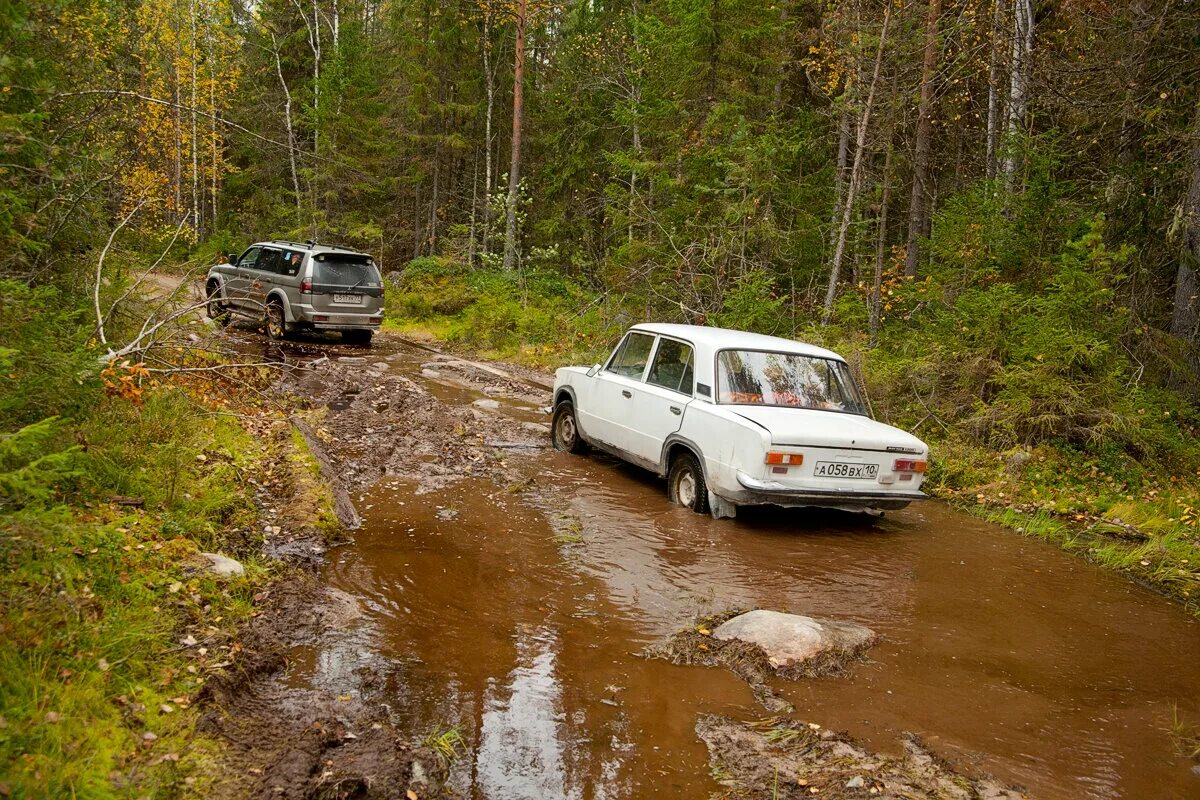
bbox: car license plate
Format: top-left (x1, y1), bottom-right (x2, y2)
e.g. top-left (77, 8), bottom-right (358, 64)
top-left (814, 461), bottom-right (878, 480)
top-left (333, 293), bottom-right (362, 304)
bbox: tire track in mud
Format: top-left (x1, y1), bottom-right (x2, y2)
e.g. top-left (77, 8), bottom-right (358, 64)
top-left (197, 332), bottom-right (556, 800)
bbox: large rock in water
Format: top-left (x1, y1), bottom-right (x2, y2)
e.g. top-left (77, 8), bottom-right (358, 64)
top-left (712, 610), bottom-right (875, 667)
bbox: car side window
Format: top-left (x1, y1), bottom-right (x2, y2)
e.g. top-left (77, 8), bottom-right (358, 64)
top-left (238, 246), bottom-right (262, 268)
top-left (281, 250), bottom-right (304, 277)
top-left (646, 338), bottom-right (695, 395)
top-left (257, 248), bottom-right (283, 274)
top-left (606, 332), bottom-right (656, 379)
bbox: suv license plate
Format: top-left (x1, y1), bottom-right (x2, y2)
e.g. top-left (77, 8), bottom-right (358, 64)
top-left (814, 461), bottom-right (878, 480)
top-left (333, 293), bottom-right (363, 304)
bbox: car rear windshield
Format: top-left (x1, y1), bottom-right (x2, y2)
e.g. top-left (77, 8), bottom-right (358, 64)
top-left (716, 350), bottom-right (867, 415)
top-left (313, 256), bottom-right (381, 288)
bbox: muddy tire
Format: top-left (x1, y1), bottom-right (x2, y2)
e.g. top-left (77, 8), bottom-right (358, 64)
top-left (668, 451), bottom-right (709, 514)
top-left (265, 299), bottom-right (288, 340)
top-left (206, 281), bottom-right (229, 325)
top-left (342, 329), bottom-right (373, 346)
top-left (551, 401), bottom-right (588, 454)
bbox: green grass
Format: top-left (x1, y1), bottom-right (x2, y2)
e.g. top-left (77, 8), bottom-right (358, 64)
top-left (423, 725), bottom-right (466, 766)
top-left (0, 389), bottom-right (271, 798)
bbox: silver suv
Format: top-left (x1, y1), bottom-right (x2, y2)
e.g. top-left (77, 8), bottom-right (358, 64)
top-left (205, 240), bottom-right (384, 345)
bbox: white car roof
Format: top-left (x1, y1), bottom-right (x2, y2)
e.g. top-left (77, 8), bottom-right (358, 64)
top-left (629, 323), bottom-right (846, 362)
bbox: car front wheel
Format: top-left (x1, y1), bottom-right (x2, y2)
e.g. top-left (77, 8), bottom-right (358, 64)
top-left (668, 451), bottom-right (710, 514)
top-left (551, 401), bottom-right (588, 454)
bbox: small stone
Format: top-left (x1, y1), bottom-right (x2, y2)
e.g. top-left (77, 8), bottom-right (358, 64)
top-left (44, 711), bottom-right (61, 724)
top-left (846, 775), bottom-right (865, 789)
top-left (142, 731), bottom-right (158, 742)
top-left (472, 398), bottom-right (501, 410)
top-left (199, 552), bottom-right (244, 577)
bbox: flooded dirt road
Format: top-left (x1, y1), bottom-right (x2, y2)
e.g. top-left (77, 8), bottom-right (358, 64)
top-left (224, 327), bottom-right (1200, 799)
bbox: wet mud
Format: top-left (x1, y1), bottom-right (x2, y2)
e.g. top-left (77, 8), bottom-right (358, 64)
top-left (205, 326), bottom-right (1200, 800)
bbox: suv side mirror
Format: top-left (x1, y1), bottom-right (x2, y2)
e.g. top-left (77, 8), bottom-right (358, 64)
top-left (586, 364), bottom-right (601, 377)
top-left (226, 253), bottom-right (237, 265)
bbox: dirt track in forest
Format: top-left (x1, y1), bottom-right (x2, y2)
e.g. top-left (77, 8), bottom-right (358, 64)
top-left (196, 322), bottom-right (1200, 800)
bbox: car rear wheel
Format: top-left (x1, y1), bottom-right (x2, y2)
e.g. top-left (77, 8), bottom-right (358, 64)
top-left (551, 401), bottom-right (588, 454)
top-left (668, 451), bottom-right (710, 514)
top-left (265, 300), bottom-right (288, 340)
top-left (342, 329), bottom-right (373, 346)
top-left (206, 281), bottom-right (229, 325)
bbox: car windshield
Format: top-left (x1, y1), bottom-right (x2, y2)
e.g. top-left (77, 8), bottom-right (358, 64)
top-left (716, 350), bottom-right (867, 414)
top-left (313, 256), bottom-right (380, 288)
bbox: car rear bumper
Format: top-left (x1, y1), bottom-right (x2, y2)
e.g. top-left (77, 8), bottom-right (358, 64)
top-left (293, 305), bottom-right (383, 330)
top-left (732, 471), bottom-right (926, 511)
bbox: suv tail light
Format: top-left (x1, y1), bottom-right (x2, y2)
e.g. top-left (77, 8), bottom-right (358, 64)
top-left (300, 280), bottom-right (312, 294)
top-left (894, 459), bottom-right (927, 473)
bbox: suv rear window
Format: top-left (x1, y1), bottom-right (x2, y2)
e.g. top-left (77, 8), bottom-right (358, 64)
top-left (313, 256), bottom-right (381, 288)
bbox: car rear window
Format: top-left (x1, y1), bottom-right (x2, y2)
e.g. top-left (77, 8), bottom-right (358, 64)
top-left (313, 256), bottom-right (380, 288)
top-left (717, 349), bottom-right (867, 414)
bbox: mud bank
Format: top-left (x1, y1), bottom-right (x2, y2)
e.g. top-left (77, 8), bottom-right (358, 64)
top-left (698, 715), bottom-right (1027, 800)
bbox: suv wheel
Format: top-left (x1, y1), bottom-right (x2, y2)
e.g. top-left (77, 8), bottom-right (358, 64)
top-left (206, 281), bottom-right (229, 325)
top-left (342, 329), bottom-right (373, 346)
top-left (668, 451), bottom-right (710, 514)
top-left (265, 300), bottom-right (288, 340)
top-left (551, 401), bottom-right (588, 454)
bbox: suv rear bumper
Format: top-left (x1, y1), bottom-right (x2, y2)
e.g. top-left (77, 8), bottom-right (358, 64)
top-left (291, 305), bottom-right (383, 330)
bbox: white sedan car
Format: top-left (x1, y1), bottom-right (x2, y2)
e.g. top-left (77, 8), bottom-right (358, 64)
top-left (551, 323), bottom-right (929, 518)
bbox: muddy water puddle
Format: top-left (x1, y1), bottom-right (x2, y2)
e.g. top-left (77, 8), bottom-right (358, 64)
top-left (216, 328), bottom-right (1199, 798)
top-left (284, 452), bottom-right (1200, 800)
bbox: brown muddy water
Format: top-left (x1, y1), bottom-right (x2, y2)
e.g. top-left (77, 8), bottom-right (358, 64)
top-left (230, 328), bottom-right (1200, 799)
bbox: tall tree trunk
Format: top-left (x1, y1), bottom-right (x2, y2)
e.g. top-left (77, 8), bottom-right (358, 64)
top-left (190, 0), bottom-right (200, 235)
top-left (1002, 0), bottom-right (1033, 188)
top-left (468, 153), bottom-right (479, 265)
top-left (482, 6), bottom-right (495, 256)
top-left (985, 0), bottom-right (1005, 182)
top-left (823, 6), bottom-right (891, 324)
top-left (290, 0), bottom-right (321, 157)
top-left (829, 108), bottom-right (852, 254)
top-left (271, 32), bottom-right (303, 212)
top-left (870, 142), bottom-right (893, 346)
top-left (1170, 109), bottom-right (1200, 343)
top-left (904, 0), bottom-right (940, 277)
top-left (502, 0), bottom-right (527, 272)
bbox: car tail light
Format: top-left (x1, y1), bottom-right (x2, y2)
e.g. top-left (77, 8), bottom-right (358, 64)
top-left (300, 280), bottom-right (312, 294)
top-left (765, 452), bottom-right (803, 466)
top-left (314, 314), bottom-right (328, 321)
top-left (894, 459), bottom-right (927, 473)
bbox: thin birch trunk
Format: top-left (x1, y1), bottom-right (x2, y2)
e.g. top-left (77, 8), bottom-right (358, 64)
top-left (829, 109), bottom-right (851, 253)
top-left (502, 0), bottom-right (527, 272)
top-left (271, 32), bottom-right (303, 211)
top-left (870, 142), bottom-right (893, 347)
top-left (190, 0), bottom-right (200, 234)
top-left (985, 0), bottom-right (1005, 182)
top-left (468, 153), bottom-right (479, 265)
top-left (482, 7), bottom-right (495, 255)
top-left (1002, 0), bottom-right (1033, 188)
top-left (823, 6), bottom-right (890, 324)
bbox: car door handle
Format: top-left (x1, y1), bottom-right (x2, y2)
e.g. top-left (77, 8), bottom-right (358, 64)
top-left (670, 406), bottom-right (681, 415)
top-left (621, 390), bottom-right (632, 398)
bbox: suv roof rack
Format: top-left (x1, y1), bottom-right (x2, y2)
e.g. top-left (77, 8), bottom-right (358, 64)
top-left (267, 239), bottom-right (310, 249)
